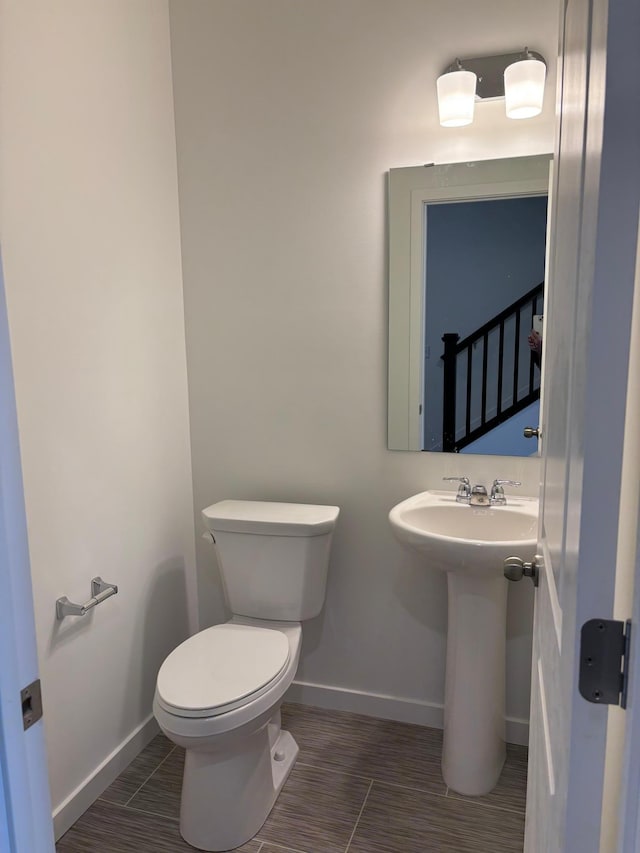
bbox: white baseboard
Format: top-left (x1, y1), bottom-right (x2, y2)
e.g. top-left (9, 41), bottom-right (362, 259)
top-left (286, 680), bottom-right (529, 746)
top-left (506, 718), bottom-right (529, 746)
top-left (52, 714), bottom-right (160, 840)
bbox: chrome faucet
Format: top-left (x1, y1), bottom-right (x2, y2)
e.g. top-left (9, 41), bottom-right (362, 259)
top-left (443, 477), bottom-right (488, 505)
top-left (490, 479), bottom-right (522, 505)
top-left (443, 477), bottom-right (521, 506)
top-left (470, 484), bottom-right (490, 506)
top-left (442, 476), bottom-right (471, 503)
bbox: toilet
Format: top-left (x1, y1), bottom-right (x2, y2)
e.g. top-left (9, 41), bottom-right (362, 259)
top-left (153, 499), bottom-right (339, 852)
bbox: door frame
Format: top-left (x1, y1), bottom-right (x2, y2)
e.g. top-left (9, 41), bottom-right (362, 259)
top-left (0, 249), bottom-right (54, 852)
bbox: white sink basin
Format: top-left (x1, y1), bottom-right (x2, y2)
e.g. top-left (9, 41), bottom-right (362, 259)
top-left (388, 488), bottom-right (539, 797)
top-left (389, 490), bottom-right (538, 575)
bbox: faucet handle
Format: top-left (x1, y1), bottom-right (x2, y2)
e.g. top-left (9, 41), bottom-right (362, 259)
top-left (443, 476), bottom-right (471, 503)
top-left (490, 479), bottom-right (522, 505)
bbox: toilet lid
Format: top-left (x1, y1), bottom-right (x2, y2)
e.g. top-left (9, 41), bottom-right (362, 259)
top-left (156, 624), bottom-right (290, 718)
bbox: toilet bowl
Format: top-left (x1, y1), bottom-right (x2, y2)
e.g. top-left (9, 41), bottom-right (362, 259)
top-left (154, 500), bottom-right (339, 852)
top-left (153, 617), bottom-right (301, 851)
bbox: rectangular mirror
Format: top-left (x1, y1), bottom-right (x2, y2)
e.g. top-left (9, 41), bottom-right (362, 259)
top-left (387, 155), bottom-right (551, 455)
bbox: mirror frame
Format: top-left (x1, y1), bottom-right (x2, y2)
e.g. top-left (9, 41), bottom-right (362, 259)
top-left (387, 154), bottom-right (552, 451)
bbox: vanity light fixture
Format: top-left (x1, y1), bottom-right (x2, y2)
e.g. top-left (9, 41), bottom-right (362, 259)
top-left (436, 60), bottom-right (477, 127)
top-left (504, 50), bottom-right (547, 119)
top-left (436, 48), bottom-right (547, 127)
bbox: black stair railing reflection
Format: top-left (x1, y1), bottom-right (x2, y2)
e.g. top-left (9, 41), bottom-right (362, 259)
top-left (441, 282), bottom-right (544, 452)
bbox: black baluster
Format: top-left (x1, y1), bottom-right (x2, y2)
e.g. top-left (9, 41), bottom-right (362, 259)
top-left (513, 309), bottom-right (521, 405)
top-left (497, 320), bottom-right (505, 416)
top-left (442, 333), bottom-right (459, 452)
top-left (529, 299), bottom-right (537, 393)
top-left (481, 333), bottom-right (488, 426)
top-left (466, 345), bottom-right (472, 439)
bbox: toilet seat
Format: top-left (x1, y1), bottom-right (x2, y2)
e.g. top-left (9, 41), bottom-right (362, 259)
top-left (156, 623), bottom-right (290, 719)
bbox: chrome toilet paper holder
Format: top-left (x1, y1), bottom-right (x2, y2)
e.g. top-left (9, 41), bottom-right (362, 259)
top-left (56, 577), bottom-right (118, 620)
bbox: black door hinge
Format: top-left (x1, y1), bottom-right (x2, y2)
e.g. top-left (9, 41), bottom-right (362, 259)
top-left (579, 619), bottom-right (631, 708)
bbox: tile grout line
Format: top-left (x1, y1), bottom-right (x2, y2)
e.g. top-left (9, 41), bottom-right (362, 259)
top-left (104, 798), bottom-right (182, 825)
top-left (363, 777), bottom-right (448, 798)
top-left (350, 776), bottom-right (525, 816)
top-left (297, 757), bottom-right (519, 803)
top-left (122, 745), bottom-right (178, 808)
top-left (256, 842), bottom-right (308, 853)
top-left (343, 779), bottom-right (374, 853)
top-left (295, 760), bottom-right (375, 783)
top-left (295, 759), bottom-right (451, 795)
top-left (444, 793), bottom-right (526, 816)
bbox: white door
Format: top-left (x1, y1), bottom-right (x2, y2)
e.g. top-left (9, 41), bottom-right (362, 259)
top-left (524, 0), bottom-right (640, 850)
top-left (615, 210), bottom-right (640, 850)
top-left (0, 250), bottom-right (54, 850)
top-left (618, 479), bottom-right (640, 851)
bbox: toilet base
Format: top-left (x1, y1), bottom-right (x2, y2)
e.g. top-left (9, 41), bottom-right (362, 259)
top-left (269, 728), bottom-right (298, 798)
top-left (180, 721), bottom-right (299, 851)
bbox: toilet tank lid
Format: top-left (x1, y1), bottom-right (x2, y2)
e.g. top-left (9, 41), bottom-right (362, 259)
top-left (202, 500), bottom-right (340, 536)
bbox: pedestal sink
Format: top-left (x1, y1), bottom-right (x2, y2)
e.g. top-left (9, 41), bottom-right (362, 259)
top-left (389, 489), bottom-right (538, 796)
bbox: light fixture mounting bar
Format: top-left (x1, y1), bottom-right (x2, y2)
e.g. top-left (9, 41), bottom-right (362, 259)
top-left (443, 50), bottom-right (546, 100)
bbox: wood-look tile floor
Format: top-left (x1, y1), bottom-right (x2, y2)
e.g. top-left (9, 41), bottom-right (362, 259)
top-left (56, 703), bottom-right (527, 853)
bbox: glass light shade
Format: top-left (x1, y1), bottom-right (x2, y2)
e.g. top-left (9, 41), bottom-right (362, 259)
top-left (504, 59), bottom-right (546, 119)
top-left (436, 70), bottom-right (477, 127)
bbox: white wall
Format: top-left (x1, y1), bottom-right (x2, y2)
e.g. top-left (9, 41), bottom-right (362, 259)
top-left (169, 0), bottom-right (558, 731)
top-left (0, 0), bottom-right (196, 831)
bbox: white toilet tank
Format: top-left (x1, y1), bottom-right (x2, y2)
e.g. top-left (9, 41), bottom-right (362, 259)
top-left (202, 500), bottom-right (340, 621)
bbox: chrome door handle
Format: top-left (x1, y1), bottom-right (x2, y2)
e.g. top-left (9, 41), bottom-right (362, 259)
top-left (523, 426), bottom-right (541, 439)
top-left (503, 555), bottom-right (540, 587)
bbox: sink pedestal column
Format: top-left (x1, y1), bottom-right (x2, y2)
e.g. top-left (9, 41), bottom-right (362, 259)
top-left (442, 572), bottom-right (508, 796)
